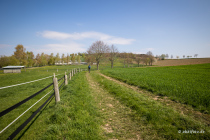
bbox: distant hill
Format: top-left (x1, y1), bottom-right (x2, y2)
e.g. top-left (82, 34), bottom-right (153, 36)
top-left (154, 58), bottom-right (210, 66)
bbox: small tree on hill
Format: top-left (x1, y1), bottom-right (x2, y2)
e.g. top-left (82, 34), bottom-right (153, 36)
top-left (147, 51), bottom-right (155, 66)
top-left (160, 54), bottom-right (166, 60)
top-left (194, 54), bottom-right (198, 58)
top-left (135, 54), bottom-right (142, 67)
top-left (120, 52), bottom-right (127, 68)
top-left (87, 40), bottom-right (109, 70)
top-left (109, 45), bottom-right (118, 68)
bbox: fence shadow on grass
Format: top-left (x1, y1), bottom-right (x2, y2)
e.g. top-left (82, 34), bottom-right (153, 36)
top-left (17, 96), bottom-right (54, 140)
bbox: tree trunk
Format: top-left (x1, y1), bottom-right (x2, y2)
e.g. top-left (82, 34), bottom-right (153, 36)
top-left (97, 62), bottom-right (99, 70)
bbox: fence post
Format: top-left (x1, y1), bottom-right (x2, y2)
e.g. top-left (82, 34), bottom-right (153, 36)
top-left (69, 72), bottom-right (71, 80)
top-left (53, 73), bottom-right (60, 103)
top-left (65, 72), bottom-right (68, 85)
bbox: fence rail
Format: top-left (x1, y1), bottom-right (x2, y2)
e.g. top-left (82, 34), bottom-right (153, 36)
top-left (0, 68), bottom-right (83, 140)
top-left (0, 82), bottom-right (54, 117)
top-left (0, 74), bottom-right (62, 90)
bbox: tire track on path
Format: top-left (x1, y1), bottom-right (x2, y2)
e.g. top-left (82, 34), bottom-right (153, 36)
top-left (86, 72), bottom-right (142, 140)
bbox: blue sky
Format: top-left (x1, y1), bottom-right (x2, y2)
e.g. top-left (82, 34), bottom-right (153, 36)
top-left (0, 0), bottom-right (210, 58)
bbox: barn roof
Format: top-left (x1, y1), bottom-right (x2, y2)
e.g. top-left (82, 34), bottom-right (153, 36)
top-left (3, 66), bottom-right (25, 69)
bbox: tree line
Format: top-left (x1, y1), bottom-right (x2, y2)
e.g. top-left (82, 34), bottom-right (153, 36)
top-left (0, 44), bottom-right (85, 68)
top-left (0, 42), bottom-right (156, 69)
top-left (86, 40), bottom-right (155, 70)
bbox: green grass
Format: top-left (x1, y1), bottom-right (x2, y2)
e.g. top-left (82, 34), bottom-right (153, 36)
top-left (0, 65), bottom-right (89, 139)
top-left (101, 63), bottom-right (210, 113)
top-left (91, 71), bottom-right (210, 140)
top-left (19, 71), bottom-right (103, 140)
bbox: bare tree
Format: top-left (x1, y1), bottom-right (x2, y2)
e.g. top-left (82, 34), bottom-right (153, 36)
top-left (142, 55), bottom-right (149, 66)
top-left (109, 45), bottom-right (118, 68)
top-left (126, 53), bottom-right (134, 67)
top-left (87, 41), bottom-right (109, 70)
top-left (120, 52), bottom-right (127, 68)
top-left (165, 54), bottom-right (169, 59)
top-left (135, 54), bottom-right (142, 67)
top-left (146, 51), bottom-right (155, 66)
top-left (194, 54), bottom-right (198, 58)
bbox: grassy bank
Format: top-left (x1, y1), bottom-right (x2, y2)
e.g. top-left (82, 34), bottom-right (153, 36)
top-left (91, 72), bottom-right (210, 139)
top-left (0, 65), bottom-right (90, 139)
top-left (101, 64), bottom-right (210, 113)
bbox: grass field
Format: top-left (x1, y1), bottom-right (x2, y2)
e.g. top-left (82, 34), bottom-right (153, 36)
top-left (1, 63), bottom-right (210, 139)
top-left (18, 71), bottom-right (103, 140)
top-left (101, 63), bottom-right (210, 113)
top-left (0, 65), bottom-right (88, 139)
top-left (89, 71), bottom-right (209, 139)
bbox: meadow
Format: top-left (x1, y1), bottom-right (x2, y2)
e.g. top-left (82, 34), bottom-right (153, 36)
top-left (17, 71), bottom-right (103, 140)
top-left (101, 63), bottom-right (210, 113)
top-left (0, 65), bottom-right (88, 139)
top-left (0, 63), bottom-right (210, 139)
top-left (90, 71), bottom-right (209, 139)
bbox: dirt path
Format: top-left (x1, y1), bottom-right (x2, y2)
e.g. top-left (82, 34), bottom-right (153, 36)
top-left (86, 72), bottom-right (142, 140)
top-left (99, 72), bottom-right (210, 126)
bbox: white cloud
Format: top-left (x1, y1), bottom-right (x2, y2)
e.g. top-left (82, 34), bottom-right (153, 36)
top-left (38, 31), bottom-right (135, 45)
top-left (145, 48), bottom-right (154, 51)
top-left (38, 31), bottom-right (71, 40)
top-left (32, 43), bottom-right (86, 55)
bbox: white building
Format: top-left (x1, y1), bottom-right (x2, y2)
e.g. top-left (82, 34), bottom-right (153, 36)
top-left (3, 66), bottom-right (25, 73)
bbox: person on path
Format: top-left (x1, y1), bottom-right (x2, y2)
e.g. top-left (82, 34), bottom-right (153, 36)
top-left (88, 65), bottom-right (91, 73)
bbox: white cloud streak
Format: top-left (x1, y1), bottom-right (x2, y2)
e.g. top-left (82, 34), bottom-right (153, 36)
top-left (35, 43), bottom-right (86, 55)
top-left (145, 48), bottom-right (154, 51)
top-left (38, 31), bottom-right (135, 45)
